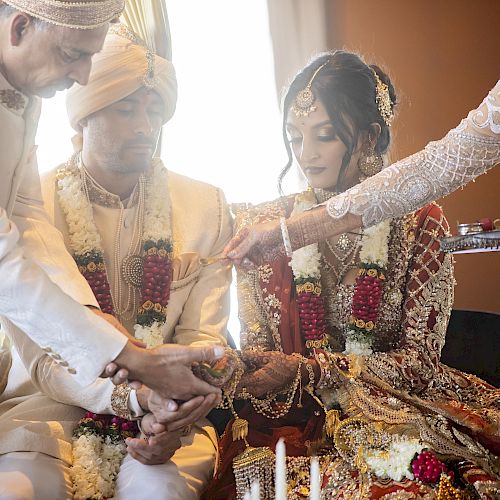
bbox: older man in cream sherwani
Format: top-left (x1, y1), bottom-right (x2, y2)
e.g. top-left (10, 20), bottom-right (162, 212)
top-left (0, 24), bottom-right (233, 500)
top-left (0, 0), bottom-right (225, 400)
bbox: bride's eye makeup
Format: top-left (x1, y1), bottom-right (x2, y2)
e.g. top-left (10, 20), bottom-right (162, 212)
top-left (317, 127), bottom-right (338, 141)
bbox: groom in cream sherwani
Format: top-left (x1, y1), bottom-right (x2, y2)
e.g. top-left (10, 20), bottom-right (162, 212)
top-left (0, 24), bottom-right (233, 500)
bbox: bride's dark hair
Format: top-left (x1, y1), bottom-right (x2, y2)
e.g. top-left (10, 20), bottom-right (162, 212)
top-left (278, 50), bottom-right (397, 193)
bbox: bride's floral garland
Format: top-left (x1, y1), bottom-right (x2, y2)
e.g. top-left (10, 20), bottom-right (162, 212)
top-left (289, 190), bottom-right (390, 355)
top-left (57, 154), bottom-right (173, 498)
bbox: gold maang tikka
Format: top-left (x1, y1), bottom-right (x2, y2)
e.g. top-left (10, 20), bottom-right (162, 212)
top-left (291, 60), bottom-right (330, 117)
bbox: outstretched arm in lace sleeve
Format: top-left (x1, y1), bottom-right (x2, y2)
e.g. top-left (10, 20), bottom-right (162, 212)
top-left (324, 81), bottom-right (500, 228)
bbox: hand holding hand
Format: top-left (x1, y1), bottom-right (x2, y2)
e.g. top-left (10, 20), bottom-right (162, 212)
top-left (115, 343), bottom-right (225, 400)
top-left (126, 413), bottom-right (182, 465)
top-left (149, 393), bottom-right (221, 432)
top-left (191, 349), bottom-right (238, 388)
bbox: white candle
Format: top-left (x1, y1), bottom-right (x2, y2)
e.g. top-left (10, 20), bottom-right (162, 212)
top-left (309, 457), bottom-right (320, 500)
top-left (275, 438), bottom-right (287, 500)
top-left (250, 480), bottom-right (260, 500)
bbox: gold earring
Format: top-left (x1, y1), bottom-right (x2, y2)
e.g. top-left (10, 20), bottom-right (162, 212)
top-left (358, 143), bottom-right (383, 181)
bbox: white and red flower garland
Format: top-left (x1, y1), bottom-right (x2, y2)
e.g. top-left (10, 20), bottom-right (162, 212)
top-left (57, 154), bottom-right (173, 348)
top-left (289, 190), bottom-right (390, 355)
top-left (363, 437), bottom-right (456, 485)
top-left (71, 413), bottom-right (138, 500)
top-left (345, 219), bottom-right (391, 355)
top-left (57, 155), bottom-right (173, 498)
top-left (290, 190), bottom-right (328, 349)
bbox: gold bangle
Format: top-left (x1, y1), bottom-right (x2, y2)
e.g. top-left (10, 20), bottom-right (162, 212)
top-left (111, 383), bottom-right (133, 420)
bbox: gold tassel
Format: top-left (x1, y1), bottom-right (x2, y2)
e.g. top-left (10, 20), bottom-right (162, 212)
top-left (232, 417), bottom-right (249, 442)
top-left (233, 446), bottom-right (276, 499)
top-left (325, 409), bottom-right (340, 438)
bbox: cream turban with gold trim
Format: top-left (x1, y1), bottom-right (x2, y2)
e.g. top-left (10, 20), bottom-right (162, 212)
top-left (2, 0), bottom-right (124, 29)
top-left (66, 24), bottom-right (177, 143)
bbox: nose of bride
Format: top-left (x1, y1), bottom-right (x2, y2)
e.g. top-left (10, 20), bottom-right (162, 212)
top-left (300, 147), bottom-right (320, 164)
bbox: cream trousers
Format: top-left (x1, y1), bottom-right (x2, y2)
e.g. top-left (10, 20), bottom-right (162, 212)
top-left (0, 429), bottom-right (216, 500)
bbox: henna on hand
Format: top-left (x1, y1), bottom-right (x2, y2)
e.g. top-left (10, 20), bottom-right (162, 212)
top-left (237, 351), bottom-right (301, 397)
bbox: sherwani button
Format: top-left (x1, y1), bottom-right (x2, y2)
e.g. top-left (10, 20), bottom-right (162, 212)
top-left (67, 368), bottom-right (77, 374)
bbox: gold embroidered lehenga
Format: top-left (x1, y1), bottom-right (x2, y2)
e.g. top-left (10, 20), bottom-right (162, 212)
top-left (205, 201), bottom-right (499, 499)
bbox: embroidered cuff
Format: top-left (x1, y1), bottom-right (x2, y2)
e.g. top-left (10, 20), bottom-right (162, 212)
top-left (111, 383), bottom-right (134, 420)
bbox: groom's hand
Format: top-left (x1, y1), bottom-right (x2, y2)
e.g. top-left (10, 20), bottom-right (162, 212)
top-left (126, 413), bottom-right (182, 465)
top-left (114, 343), bottom-right (225, 400)
top-left (147, 393), bottom-right (221, 432)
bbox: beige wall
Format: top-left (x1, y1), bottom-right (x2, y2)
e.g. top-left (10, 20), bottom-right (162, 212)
top-left (326, 0), bottom-right (500, 313)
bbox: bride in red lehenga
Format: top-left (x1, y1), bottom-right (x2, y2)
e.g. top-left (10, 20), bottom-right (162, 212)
top-left (204, 51), bottom-right (499, 499)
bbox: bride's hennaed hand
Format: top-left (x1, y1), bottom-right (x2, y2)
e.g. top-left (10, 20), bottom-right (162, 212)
top-left (237, 350), bottom-right (301, 398)
top-left (223, 220), bottom-right (285, 267)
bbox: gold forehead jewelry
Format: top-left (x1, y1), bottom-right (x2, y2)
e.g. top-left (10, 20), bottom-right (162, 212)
top-left (109, 23), bottom-right (158, 89)
top-left (3, 0), bottom-right (124, 30)
top-left (372, 69), bottom-right (394, 126)
top-left (291, 59), bottom-right (330, 118)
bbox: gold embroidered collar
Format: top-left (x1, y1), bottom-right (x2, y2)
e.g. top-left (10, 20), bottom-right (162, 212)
top-left (82, 167), bottom-right (140, 209)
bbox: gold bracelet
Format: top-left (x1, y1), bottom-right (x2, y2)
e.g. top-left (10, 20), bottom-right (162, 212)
top-left (111, 383), bottom-right (134, 420)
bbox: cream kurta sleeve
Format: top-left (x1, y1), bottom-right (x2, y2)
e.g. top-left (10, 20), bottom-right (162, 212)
top-left (326, 81), bottom-right (500, 227)
top-left (0, 209), bottom-right (127, 386)
top-left (4, 316), bottom-right (115, 414)
top-left (173, 188), bottom-right (233, 347)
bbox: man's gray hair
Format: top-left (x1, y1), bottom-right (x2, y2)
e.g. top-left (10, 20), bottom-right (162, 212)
top-left (0, 2), bottom-right (49, 30)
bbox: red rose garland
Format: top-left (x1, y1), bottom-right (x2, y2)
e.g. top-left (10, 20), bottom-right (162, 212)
top-left (289, 191), bottom-right (391, 354)
top-left (349, 265), bottom-right (386, 339)
top-left (295, 280), bottom-right (328, 349)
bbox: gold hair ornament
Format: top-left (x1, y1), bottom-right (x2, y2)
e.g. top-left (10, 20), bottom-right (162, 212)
top-left (371, 69), bottom-right (394, 126)
top-left (291, 60), bottom-right (330, 117)
top-left (3, 0), bottom-right (124, 30)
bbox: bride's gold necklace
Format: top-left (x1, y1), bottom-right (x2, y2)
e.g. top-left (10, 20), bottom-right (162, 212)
top-left (314, 188), bottom-right (362, 284)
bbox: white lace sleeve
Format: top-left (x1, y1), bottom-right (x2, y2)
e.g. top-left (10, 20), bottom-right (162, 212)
top-left (326, 81), bottom-right (500, 228)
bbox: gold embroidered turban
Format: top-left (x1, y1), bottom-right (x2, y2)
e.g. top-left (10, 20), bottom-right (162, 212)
top-left (66, 24), bottom-right (177, 140)
top-left (2, 0), bottom-right (124, 29)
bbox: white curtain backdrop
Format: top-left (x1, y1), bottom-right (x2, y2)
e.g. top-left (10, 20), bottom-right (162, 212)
top-left (267, 0), bottom-right (328, 102)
